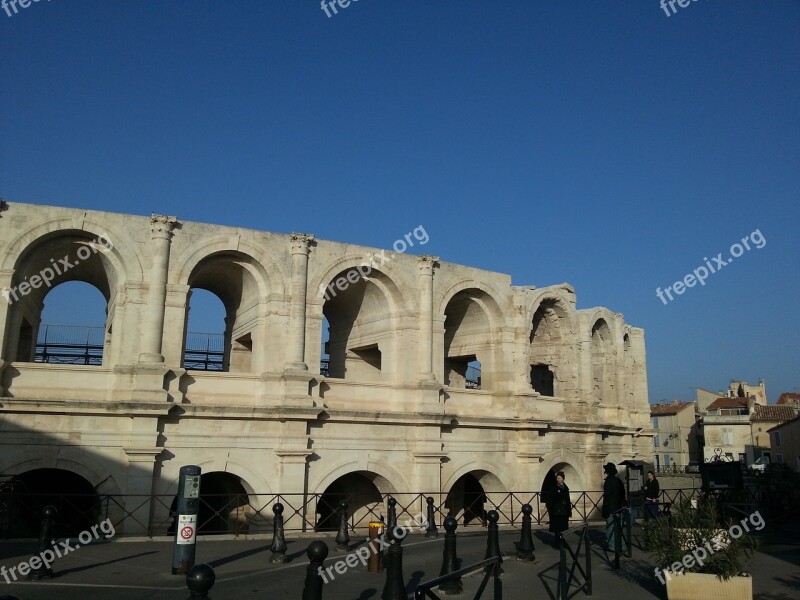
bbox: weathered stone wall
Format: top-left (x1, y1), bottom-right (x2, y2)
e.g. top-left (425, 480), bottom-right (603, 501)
top-left (0, 202), bottom-right (653, 533)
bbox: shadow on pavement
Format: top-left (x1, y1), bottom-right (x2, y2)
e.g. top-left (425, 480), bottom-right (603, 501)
top-left (54, 550), bottom-right (159, 577)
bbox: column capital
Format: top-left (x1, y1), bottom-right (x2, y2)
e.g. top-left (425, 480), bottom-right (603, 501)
top-left (290, 232), bottom-right (316, 255)
top-left (418, 254), bottom-right (440, 275)
top-left (150, 214), bottom-right (178, 238)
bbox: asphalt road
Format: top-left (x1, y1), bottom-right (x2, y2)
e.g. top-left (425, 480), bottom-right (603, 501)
top-left (1, 525), bottom-right (798, 600)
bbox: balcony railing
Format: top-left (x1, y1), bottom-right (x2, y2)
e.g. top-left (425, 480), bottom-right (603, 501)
top-left (34, 325), bottom-right (225, 371)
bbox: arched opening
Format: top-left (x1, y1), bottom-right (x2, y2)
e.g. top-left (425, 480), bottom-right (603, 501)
top-left (320, 315), bottom-right (331, 376)
top-left (6, 232), bottom-right (116, 366)
top-left (317, 471), bottom-right (383, 531)
top-left (540, 462), bottom-right (580, 522)
top-left (321, 268), bottom-right (393, 381)
top-left (6, 469), bottom-right (100, 537)
top-left (34, 282), bottom-right (108, 365)
top-left (170, 472), bottom-right (250, 535)
top-left (529, 299), bottom-right (565, 397)
top-left (183, 253), bottom-right (265, 373)
top-left (183, 289), bottom-right (226, 371)
top-left (591, 319), bottom-right (614, 405)
top-left (445, 472), bottom-right (488, 527)
top-left (443, 290), bottom-right (493, 390)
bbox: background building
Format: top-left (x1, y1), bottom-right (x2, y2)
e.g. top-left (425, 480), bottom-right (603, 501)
top-left (650, 401), bottom-right (699, 470)
top-left (768, 416), bottom-right (800, 471)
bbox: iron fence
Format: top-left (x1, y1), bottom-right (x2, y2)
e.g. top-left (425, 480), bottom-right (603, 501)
top-left (0, 488), bottom-right (708, 539)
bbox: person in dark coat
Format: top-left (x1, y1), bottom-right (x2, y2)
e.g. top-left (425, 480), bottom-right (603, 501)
top-left (601, 462), bottom-right (626, 550)
top-left (643, 470), bottom-right (661, 520)
top-left (547, 471), bottom-right (572, 547)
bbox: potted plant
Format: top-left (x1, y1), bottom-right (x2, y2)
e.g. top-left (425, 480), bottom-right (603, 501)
top-left (643, 496), bottom-right (759, 600)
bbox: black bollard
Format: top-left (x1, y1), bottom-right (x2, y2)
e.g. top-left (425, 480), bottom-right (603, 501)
top-left (28, 505), bottom-right (57, 581)
top-left (437, 516), bottom-right (462, 595)
top-left (270, 503), bottom-right (288, 563)
top-left (425, 497), bottom-right (438, 537)
top-left (612, 512), bottom-right (622, 569)
top-left (484, 509), bottom-right (503, 574)
top-left (386, 497), bottom-right (397, 542)
top-left (516, 504), bottom-right (536, 561)
top-left (335, 500), bottom-right (350, 550)
top-left (186, 563), bottom-right (215, 598)
top-left (302, 540), bottom-right (329, 600)
top-left (381, 540), bottom-right (405, 600)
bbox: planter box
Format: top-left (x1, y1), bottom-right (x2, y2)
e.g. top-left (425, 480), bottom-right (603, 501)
top-left (666, 572), bottom-right (752, 600)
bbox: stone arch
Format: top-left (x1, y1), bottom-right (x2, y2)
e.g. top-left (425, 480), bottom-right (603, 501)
top-left (170, 457), bottom-right (268, 498)
top-left (0, 217), bottom-right (143, 282)
top-left (527, 293), bottom-right (578, 398)
top-left (590, 315), bottom-right (617, 406)
top-left (310, 456), bottom-right (410, 495)
top-left (538, 448), bottom-right (587, 491)
top-left (313, 258), bottom-right (409, 382)
top-left (442, 461), bottom-right (511, 493)
top-left (2, 223), bottom-right (137, 365)
top-left (436, 279), bottom-right (506, 326)
top-left (442, 463), bottom-right (509, 528)
top-left (172, 243), bottom-right (281, 373)
top-left (440, 285), bottom-right (505, 390)
top-left (0, 450), bottom-right (123, 495)
top-left (171, 236), bottom-right (286, 297)
top-left (310, 255), bottom-right (410, 312)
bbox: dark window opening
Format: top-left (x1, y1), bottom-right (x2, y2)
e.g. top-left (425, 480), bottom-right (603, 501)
top-left (531, 364), bottom-right (555, 396)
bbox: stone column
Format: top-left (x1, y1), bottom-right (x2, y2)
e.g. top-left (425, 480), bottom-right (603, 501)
top-left (138, 214), bottom-right (177, 363)
top-left (286, 233), bottom-right (315, 371)
top-left (418, 255), bottom-right (439, 381)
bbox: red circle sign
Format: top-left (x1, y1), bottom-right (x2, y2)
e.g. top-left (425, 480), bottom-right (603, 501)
top-left (180, 526), bottom-right (194, 540)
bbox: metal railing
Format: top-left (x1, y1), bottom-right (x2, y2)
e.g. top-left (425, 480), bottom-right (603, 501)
top-left (610, 507), bottom-right (632, 568)
top-left (415, 556), bottom-right (502, 600)
top-left (35, 324), bottom-right (104, 365)
top-left (0, 488), bottom-right (703, 539)
top-left (557, 524), bottom-right (592, 600)
top-left (32, 325), bottom-right (227, 371)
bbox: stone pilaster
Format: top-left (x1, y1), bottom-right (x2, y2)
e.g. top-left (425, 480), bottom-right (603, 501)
top-left (122, 447), bottom-right (164, 535)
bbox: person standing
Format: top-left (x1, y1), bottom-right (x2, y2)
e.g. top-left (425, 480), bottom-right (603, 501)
top-left (643, 470), bottom-right (661, 520)
top-left (601, 462), bottom-right (626, 551)
top-left (547, 471), bottom-right (572, 547)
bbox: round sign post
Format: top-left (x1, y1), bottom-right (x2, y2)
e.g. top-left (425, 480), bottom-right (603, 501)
top-left (172, 465), bottom-right (201, 575)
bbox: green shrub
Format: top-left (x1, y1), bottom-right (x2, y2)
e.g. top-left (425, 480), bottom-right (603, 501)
top-left (643, 497), bottom-right (758, 581)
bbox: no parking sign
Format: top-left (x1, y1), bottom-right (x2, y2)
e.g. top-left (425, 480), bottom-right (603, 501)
top-left (176, 514), bottom-right (197, 545)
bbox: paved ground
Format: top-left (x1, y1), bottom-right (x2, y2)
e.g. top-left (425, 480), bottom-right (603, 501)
top-left (1, 524), bottom-right (798, 599)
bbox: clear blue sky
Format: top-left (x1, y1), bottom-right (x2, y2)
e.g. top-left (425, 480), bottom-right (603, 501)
top-left (2, 1), bottom-right (798, 403)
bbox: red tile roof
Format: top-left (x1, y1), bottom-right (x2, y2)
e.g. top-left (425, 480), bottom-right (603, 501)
top-left (777, 392), bottom-right (800, 405)
top-left (750, 404), bottom-right (800, 423)
top-left (767, 414), bottom-right (800, 432)
top-left (707, 397), bottom-right (749, 411)
top-left (650, 401), bottom-right (693, 416)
